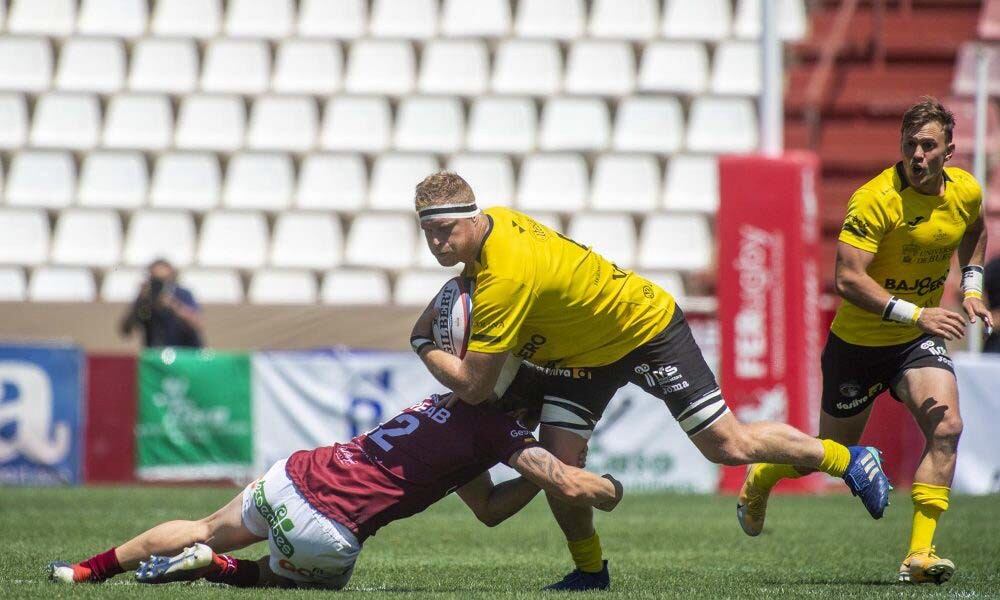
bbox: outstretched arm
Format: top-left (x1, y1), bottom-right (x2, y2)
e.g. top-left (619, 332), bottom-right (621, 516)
top-left (510, 446), bottom-right (622, 512)
top-left (957, 215), bottom-right (993, 332)
top-left (456, 471), bottom-right (542, 527)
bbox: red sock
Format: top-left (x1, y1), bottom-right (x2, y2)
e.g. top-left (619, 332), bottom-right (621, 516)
top-left (204, 554), bottom-right (261, 588)
top-left (76, 547), bottom-right (124, 582)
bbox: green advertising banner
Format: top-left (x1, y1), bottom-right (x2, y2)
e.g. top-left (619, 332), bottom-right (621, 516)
top-left (136, 348), bottom-right (253, 480)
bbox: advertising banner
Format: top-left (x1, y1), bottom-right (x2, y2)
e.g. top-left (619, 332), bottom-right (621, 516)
top-left (952, 353), bottom-right (1000, 494)
top-left (85, 354), bottom-right (137, 483)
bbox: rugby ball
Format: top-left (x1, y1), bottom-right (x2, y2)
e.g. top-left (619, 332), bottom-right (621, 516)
top-left (432, 277), bottom-right (473, 358)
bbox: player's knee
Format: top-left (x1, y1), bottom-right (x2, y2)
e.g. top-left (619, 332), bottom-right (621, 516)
top-left (930, 414), bottom-right (963, 452)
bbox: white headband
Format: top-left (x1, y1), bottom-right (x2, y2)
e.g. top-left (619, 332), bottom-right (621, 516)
top-left (418, 202), bottom-right (481, 222)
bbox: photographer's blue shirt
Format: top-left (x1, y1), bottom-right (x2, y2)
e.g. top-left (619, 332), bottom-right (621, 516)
top-left (146, 286), bottom-right (203, 348)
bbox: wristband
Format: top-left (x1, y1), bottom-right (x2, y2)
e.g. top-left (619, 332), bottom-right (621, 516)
top-left (601, 474), bottom-right (623, 502)
top-left (961, 265), bottom-right (984, 299)
top-left (410, 336), bottom-right (434, 355)
top-left (881, 296), bottom-right (923, 325)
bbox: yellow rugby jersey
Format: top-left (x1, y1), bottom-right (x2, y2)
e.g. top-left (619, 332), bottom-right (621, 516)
top-left (831, 163), bottom-right (982, 346)
top-left (463, 207), bottom-right (676, 367)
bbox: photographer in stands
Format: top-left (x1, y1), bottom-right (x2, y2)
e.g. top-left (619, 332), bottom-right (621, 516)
top-left (119, 259), bottom-right (204, 348)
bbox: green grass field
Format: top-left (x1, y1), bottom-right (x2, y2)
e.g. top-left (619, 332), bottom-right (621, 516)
top-left (2, 486), bottom-right (998, 599)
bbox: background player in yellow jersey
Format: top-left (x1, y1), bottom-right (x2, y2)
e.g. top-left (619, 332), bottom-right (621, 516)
top-left (741, 98), bottom-right (992, 585)
top-left (408, 173), bottom-right (891, 591)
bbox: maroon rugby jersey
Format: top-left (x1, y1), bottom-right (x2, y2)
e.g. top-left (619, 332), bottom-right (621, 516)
top-left (285, 397), bottom-right (539, 541)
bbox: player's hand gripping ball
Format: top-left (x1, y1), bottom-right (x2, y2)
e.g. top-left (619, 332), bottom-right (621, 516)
top-left (432, 277), bottom-right (473, 358)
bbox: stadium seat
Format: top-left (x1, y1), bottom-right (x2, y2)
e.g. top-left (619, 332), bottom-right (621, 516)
top-left (369, 153), bottom-right (440, 211)
top-left (568, 213), bottom-right (637, 268)
top-left (588, 0), bottom-right (657, 40)
top-left (50, 209), bottom-right (122, 268)
top-left (344, 213), bottom-right (418, 270)
top-left (664, 155), bottom-right (720, 214)
top-left (226, 0), bottom-right (294, 39)
top-left (394, 96), bottom-right (464, 153)
top-left (321, 268), bottom-right (391, 305)
top-left (686, 97), bottom-right (759, 153)
top-left (247, 96), bottom-right (318, 152)
top-left (270, 212), bottom-right (343, 269)
top-left (29, 267), bottom-right (96, 302)
top-left (223, 153), bottom-right (294, 211)
top-left (638, 214), bottom-right (713, 271)
top-left (564, 41), bottom-right (636, 97)
top-left (515, 0), bottom-right (585, 40)
top-left (198, 211), bottom-right (269, 269)
top-left (296, 153), bottom-right (367, 211)
top-left (734, 0), bottom-right (807, 41)
top-left (467, 96), bottom-right (537, 153)
top-left (952, 43), bottom-right (1000, 97)
top-left (446, 154), bottom-right (515, 207)
top-left (178, 269), bottom-right (244, 304)
top-left (102, 94), bottom-right (173, 151)
top-left (150, 153), bottom-right (221, 211)
top-left (441, 0), bottom-right (511, 37)
top-left (492, 40), bottom-right (562, 96)
top-left (273, 40), bottom-right (342, 95)
top-left (642, 270), bottom-right (686, 299)
top-left (249, 269), bottom-right (318, 305)
top-left (129, 38), bottom-right (199, 94)
top-left (320, 96), bottom-right (392, 153)
top-left (711, 41), bottom-right (762, 96)
top-left (539, 97), bottom-right (610, 151)
top-left (0, 267), bottom-right (27, 301)
top-left (0, 209), bottom-right (49, 266)
top-left (345, 40), bottom-right (416, 96)
top-left (517, 153), bottom-right (588, 212)
top-left (419, 40), bottom-right (489, 95)
top-left (124, 210), bottom-right (196, 267)
top-left (78, 151), bottom-right (148, 209)
top-left (0, 36), bottom-right (52, 93)
top-left (55, 38), bottom-right (125, 94)
top-left (175, 95), bottom-right (246, 152)
top-left (370, 0), bottom-right (437, 39)
top-left (6, 151), bottom-right (75, 209)
top-left (201, 40), bottom-right (271, 95)
top-left (78, 0), bottom-right (148, 37)
top-left (395, 270), bottom-right (454, 305)
top-left (8, 0), bottom-right (75, 36)
top-left (100, 267), bottom-right (145, 302)
top-left (0, 93), bottom-right (28, 149)
top-left (298, 0), bottom-right (366, 39)
top-left (152, 0), bottom-right (222, 38)
top-left (590, 154), bottom-right (660, 212)
top-left (638, 42), bottom-right (709, 95)
top-left (613, 96), bottom-right (684, 153)
top-left (30, 93), bottom-right (100, 150)
top-left (662, 0), bottom-right (731, 41)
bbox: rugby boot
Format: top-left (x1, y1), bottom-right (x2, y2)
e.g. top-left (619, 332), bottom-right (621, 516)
top-left (47, 561), bottom-right (93, 584)
top-left (898, 547), bottom-right (955, 585)
top-left (136, 543), bottom-right (218, 584)
top-left (843, 446), bottom-right (892, 519)
top-left (542, 560), bottom-right (610, 591)
top-left (736, 464), bottom-right (770, 537)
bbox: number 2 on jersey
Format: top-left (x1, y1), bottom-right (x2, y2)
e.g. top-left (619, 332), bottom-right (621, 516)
top-left (369, 414), bottom-right (420, 451)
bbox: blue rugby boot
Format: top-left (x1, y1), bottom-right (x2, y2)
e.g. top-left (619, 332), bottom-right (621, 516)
top-left (843, 446), bottom-right (892, 519)
top-left (136, 543), bottom-right (216, 584)
top-left (542, 560), bottom-right (610, 591)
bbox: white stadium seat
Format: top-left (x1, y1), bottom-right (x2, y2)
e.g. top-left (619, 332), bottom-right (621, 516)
top-left (50, 209), bottom-right (122, 268)
top-left (202, 40), bottom-right (271, 95)
top-left (515, 0), bottom-right (585, 40)
top-left (30, 93), bottom-right (100, 150)
top-left (78, 0), bottom-right (148, 37)
top-left (102, 94), bottom-right (173, 151)
top-left (6, 151), bottom-right (75, 208)
top-left (175, 95), bottom-right (246, 152)
top-left (321, 96), bottom-right (392, 153)
top-left (419, 40), bottom-right (489, 96)
top-left (129, 38), bottom-right (199, 94)
top-left (662, 0), bottom-right (731, 41)
top-left (8, 0), bottom-right (75, 36)
top-left (226, 0), bottom-right (294, 39)
top-left (467, 96), bottom-right (536, 153)
top-left (247, 96), bottom-right (318, 153)
top-left (198, 211), bottom-right (269, 269)
top-left (152, 0), bottom-right (222, 39)
top-left (55, 38), bottom-right (125, 94)
top-left (344, 214), bottom-right (417, 270)
top-left (735, 0), bottom-right (808, 41)
top-left (711, 41), bottom-right (762, 96)
top-left (686, 97), bottom-right (759, 153)
top-left (567, 213), bottom-right (637, 268)
top-left (539, 97), bottom-right (610, 151)
top-left (492, 40), bottom-right (561, 96)
top-left (447, 154), bottom-right (515, 207)
top-left (223, 153), bottom-right (294, 211)
top-left (613, 96), bottom-right (684, 153)
top-left (589, 0), bottom-right (657, 40)
top-left (100, 267), bottom-right (145, 302)
top-left (0, 93), bottom-right (28, 149)
top-left (369, 153), bottom-right (439, 211)
top-left (249, 270), bottom-right (318, 305)
top-left (0, 37), bottom-right (51, 93)
top-left (0, 209), bottom-right (49, 266)
top-left (441, 0), bottom-right (511, 38)
top-left (664, 155), bottom-right (720, 214)
top-left (178, 269), bottom-right (244, 304)
top-left (150, 153), bottom-right (221, 211)
top-left (638, 214), bottom-right (713, 271)
top-left (590, 154), bottom-right (660, 212)
top-left (273, 40), bottom-right (342, 95)
top-left (321, 269), bottom-right (390, 305)
top-left (0, 267), bottom-right (27, 301)
top-left (298, 0), bottom-right (366, 39)
top-left (29, 267), bottom-right (96, 302)
top-left (370, 0), bottom-right (437, 40)
top-left (270, 212), bottom-right (343, 269)
top-left (642, 270), bottom-right (686, 299)
top-left (517, 153), bottom-right (588, 212)
top-left (639, 42), bottom-right (710, 95)
top-left (394, 96), bottom-right (464, 153)
top-left (124, 210), bottom-right (196, 267)
top-left (78, 151), bottom-right (148, 209)
top-left (564, 41), bottom-right (636, 96)
top-left (296, 153), bottom-right (367, 211)
top-left (345, 40), bottom-right (416, 96)
top-left (395, 271), bottom-right (454, 305)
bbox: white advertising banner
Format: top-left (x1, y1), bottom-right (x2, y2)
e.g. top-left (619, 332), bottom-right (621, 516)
top-left (953, 353), bottom-right (1000, 494)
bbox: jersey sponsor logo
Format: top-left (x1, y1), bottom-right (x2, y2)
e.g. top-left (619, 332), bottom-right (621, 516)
top-left (534, 365), bottom-right (591, 380)
top-left (883, 274), bottom-right (947, 296)
top-left (834, 382), bottom-right (884, 411)
top-left (516, 334), bottom-right (547, 360)
top-left (253, 479), bottom-right (295, 558)
top-left (509, 428), bottom-right (534, 438)
top-left (635, 363), bottom-right (685, 390)
top-left (839, 381), bottom-right (861, 398)
top-left (277, 558), bottom-right (348, 580)
top-left (906, 216), bottom-right (926, 228)
top-left (643, 284), bottom-right (655, 299)
top-left (842, 214), bottom-right (870, 238)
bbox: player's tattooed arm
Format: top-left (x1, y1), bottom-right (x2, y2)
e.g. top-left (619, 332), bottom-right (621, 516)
top-left (456, 471), bottom-right (541, 527)
top-left (510, 447), bottom-right (622, 512)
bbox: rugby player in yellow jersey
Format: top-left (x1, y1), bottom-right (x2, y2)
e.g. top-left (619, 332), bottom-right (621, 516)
top-left (408, 173), bottom-right (891, 591)
top-left (741, 98), bottom-right (992, 585)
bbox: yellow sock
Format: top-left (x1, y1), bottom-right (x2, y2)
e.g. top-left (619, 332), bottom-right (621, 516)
top-left (817, 439), bottom-right (851, 478)
top-left (749, 463), bottom-right (803, 490)
top-left (567, 532), bottom-right (603, 573)
top-left (908, 483), bottom-right (950, 555)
